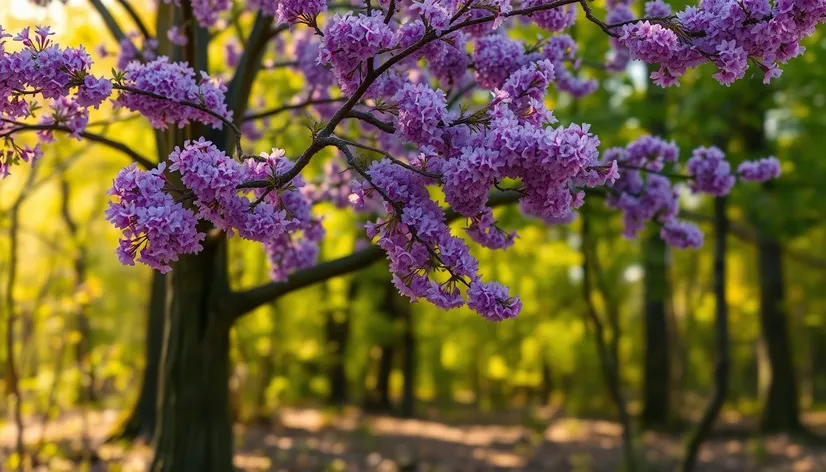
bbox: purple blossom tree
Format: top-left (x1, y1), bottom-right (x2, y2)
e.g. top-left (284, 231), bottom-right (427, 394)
top-left (2, 0), bottom-right (823, 469)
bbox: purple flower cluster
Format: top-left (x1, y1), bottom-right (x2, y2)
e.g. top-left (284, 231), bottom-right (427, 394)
top-left (192, 0), bottom-right (231, 27)
top-left (686, 146), bottom-right (736, 196)
top-left (276, 0), bottom-right (326, 26)
top-left (116, 32), bottom-right (157, 70)
top-left (1, 26), bottom-right (112, 177)
top-left (620, 0), bottom-right (826, 86)
top-left (105, 163), bottom-right (204, 273)
top-left (113, 57), bottom-right (231, 129)
top-left (606, 0), bottom-right (635, 71)
top-left (107, 139), bottom-right (321, 277)
top-left (358, 156), bottom-right (517, 318)
top-left (393, 83), bottom-right (451, 149)
top-left (603, 136), bottom-right (699, 245)
top-left (467, 280), bottom-right (522, 322)
top-left (347, 53), bottom-right (612, 319)
top-left (473, 34), bottom-right (527, 89)
top-left (318, 11), bottom-right (397, 94)
top-left (737, 156), bottom-right (782, 182)
top-left (522, 0), bottom-right (577, 32)
top-left (1, 27), bottom-right (108, 115)
top-left (466, 209), bottom-right (517, 250)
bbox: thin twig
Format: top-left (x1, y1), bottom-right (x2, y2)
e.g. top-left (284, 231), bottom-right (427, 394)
top-left (1, 123), bottom-right (155, 169)
top-left (244, 97), bottom-right (347, 122)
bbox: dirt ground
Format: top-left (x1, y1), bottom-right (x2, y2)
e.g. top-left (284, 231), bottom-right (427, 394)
top-left (2, 407), bottom-right (825, 471)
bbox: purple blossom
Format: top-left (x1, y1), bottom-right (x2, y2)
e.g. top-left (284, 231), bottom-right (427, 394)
top-left (75, 75), bottom-right (112, 109)
top-left (467, 280), bottom-right (521, 322)
top-left (393, 82), bottom-right (450, 149)
top-left (737, 157), bottom-right (782, 182)
top-left (192, 0), bottom-right (231, 27)
top-left (276, 0), bottom-right (326, 26)
top-left (660, 220), bottom-right (704, 249)
top-left (167, 26), bottom-right (188, 46)
top-left (113, 57), bottom-right (232, 129)
top-left (105, 163), bottom-right (204, 273)
top-left (318, 11), bottom-right (398, 94)
top-left (522, 0), bottom-right (577, 32)
top-left (686, 146), bottom-right (735, 196)
top-left (473, 34), bottom-right (526, 89)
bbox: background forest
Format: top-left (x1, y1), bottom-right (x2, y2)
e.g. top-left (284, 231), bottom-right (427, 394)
top-left (2, 0), bottom-right (826, 471)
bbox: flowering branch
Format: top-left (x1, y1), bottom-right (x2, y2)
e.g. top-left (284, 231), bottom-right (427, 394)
top-left (112, 83), bottom-right (245, 158)
top-left (228, 189), bottom-right (523, 320)
top-left (332, 136), bottom-right (441, 179)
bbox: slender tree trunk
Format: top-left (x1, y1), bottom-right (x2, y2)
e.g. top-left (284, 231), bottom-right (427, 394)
top-left (150, 241), bottom-right (234, 472)
top-left (640, 74), bottom-right (673, 430)
top-left (811, 326), bottom-right (826, 405)
top-left (108, 271), bottom-right (166, 442)
top-left (374, 345), bottom-right (395, 410)
top-left (581, 212), bottom-right (637, 471)
top-left (757, 234), bottom-right (804, 433)
top-left (399, 294), bottom-right (416, 418)
top-left (365, 280), bottom-right (398, 412)
top-left (681, 197), bottom-right (730, 472)
top-left (327, 281), bottom-right (354, 406)
top-left (540, 358), bottom-right (553, 405)
top-left (254, 303), bottom-right (279, 422)
top-left (642, 232), bottom-right (672, 429)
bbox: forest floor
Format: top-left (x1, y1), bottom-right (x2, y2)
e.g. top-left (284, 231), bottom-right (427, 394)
top-left (2, 406), bottom-right (826, 471)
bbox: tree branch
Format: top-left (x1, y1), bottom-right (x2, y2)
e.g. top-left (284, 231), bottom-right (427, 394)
top-left (226, 17), bottom-right (286, 128)
top-left (1, 124), bottom-right (155, 170)
top-left (243, 97), bottom-right (347, 122)
top-left (112, 83), bottom-right (244, 158)
top-left (227, 190), bottom-right (523, 320)
top-left (346, 110), bottom-right (397, 134)
top-left (88, 0), bottom-right (128, 43)
top-left (115, 0), bottom-right (152, 40)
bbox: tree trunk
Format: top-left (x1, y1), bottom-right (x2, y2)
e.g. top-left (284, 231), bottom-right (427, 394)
top-left (365, 280), bottom-right (398, 412)
top-left (581, 211), bottom-right (637, 471)
top-left (681, 197), bottom-right (730, 472)
top-left (327, 281), bottom-right (354, 406)
top-left (811, 326), bottom-right (826, 405)
top-left (399, 294), bottom-right (415, 418)
top-left (150, 242), bottom-right (234, 472)
top-left (540, 358), bottom-right (553, 405)
top-left (641, 232), bottom-right (672, 429)
top-left (374, 345), bottom-right (395, 410)
top-left (757, 234), bottom-right (804, 433)
top-left (108, 271), bottom-right (165, 442)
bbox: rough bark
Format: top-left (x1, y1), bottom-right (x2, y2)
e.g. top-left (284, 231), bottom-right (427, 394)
top-left (150, 240), bottom-right (234, 472)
